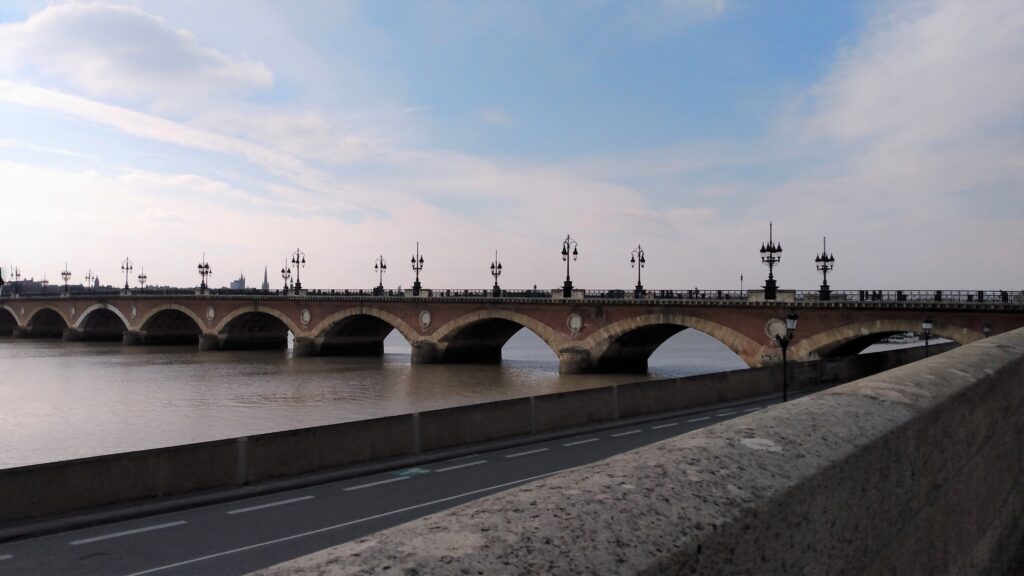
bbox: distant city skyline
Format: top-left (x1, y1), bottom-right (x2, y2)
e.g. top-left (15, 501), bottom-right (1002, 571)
top-left (1, 0), bottom-right (1021, 290)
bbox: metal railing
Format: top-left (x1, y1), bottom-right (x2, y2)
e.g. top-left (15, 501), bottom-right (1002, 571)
top-left (1, 286), bottom-right (1020, 305)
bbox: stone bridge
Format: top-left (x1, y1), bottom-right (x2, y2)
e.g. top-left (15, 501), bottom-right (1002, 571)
top-left (1, 292), bottom-right (1021, 373)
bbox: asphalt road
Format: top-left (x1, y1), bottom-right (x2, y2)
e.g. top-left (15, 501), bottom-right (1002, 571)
top-left (0, 395), bottom-right (786, 575)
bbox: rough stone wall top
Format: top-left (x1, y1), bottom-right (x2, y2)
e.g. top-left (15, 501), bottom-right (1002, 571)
top-left (254, 328), bottom-right (1024, 576)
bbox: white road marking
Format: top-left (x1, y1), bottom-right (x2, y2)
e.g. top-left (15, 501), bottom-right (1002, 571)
top-left (69, 521), bottom-right (187, 546)
top-left (227, 496), bottom-right (314, 515)
top-left (124, 469), bottom-right (570, 576)
top-left (687, 416), bottom-right (710, 423)
top-left (610, 429), bottom-right (642, 437)
top-left (562, 437), bottom-right (599, 447)
top-left (504, 448), bottom-right (549, 458)
top-left (344, 476), bottom-right (410, 491)
top-left (0, 554), bottom-right (12, 561)
top-left (716, 411), bottom-right (737, 417)
top-left (651, 422), bottom-right (679, 429)
top-left (434, 460), bottom-right (487, 473)
top-left (744, 407), bottom-right (762, 412)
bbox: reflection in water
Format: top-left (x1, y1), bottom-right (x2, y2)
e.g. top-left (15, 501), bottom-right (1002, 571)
top-left (0, 329), bottom-right (750, 468)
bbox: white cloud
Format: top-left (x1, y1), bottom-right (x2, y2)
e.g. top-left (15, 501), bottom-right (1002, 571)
top-left (479, 107), bottom-right (512, 126)
top-left (0, 2), bottom-right (272, 110)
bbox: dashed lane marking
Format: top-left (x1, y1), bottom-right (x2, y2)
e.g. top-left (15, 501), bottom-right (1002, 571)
top-left (716, 411), bottom-right (737, 417)
top-left (744, 407), bottom-right (762, 412)
top-left (70, 521), bottom-right (187, 546)
top-left (687, 416), bottom-right (710, 423)
top-left (0, 554), bottom-right (12, 561)
top-left (227, 496), bottom-right (314, 515)
top-left (610, 430), bottom-right (642, 437)
top-left (504, 448), bottom-right (549, 458)
top-left (650, 422), bottom-right (679, 429)
top-left (343, 477), bottom-right (410, 491)
top-left (434, 460), bottom-right (487, 473)
top-left (562, 438), bottom-right (599, 447)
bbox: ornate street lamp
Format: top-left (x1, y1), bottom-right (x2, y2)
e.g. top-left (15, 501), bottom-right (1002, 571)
top-left (198, 253), bottom-right (212, 290)
top-left (922, 317), bottom-right (933, 357)
top-left (410, 242), bottom-right (424, 296)
top-left (759, 222), bottom-right (782, 300)
top-left (815, 236), bottom-right (835, 301)
top-left (490, 251), bottom-right (503, 297)
top-left (138, 267), bottom-right (148, 291)
top-left (121, 257), bottom-right (133, 291)
top-left (84, 270), bottom-right (95, 292)
top-left (280, 263), bottom-right (292, 292)
top-left (61, 263), bottom-right (71, 294)
top-left (630, 245), bottom-right (646, 298)
top-left (12, 266), bottom-right (21, 296)
top-left (982, 323), bottom-right (991, 338)
top-left (775, 309), bottom-right (798, 402)
top-left (561, 235), bottom-right (579, 298)
top-left (374, 255), bottom-right (387, 296)
top-left (290, 248), bottom-right (306, 292)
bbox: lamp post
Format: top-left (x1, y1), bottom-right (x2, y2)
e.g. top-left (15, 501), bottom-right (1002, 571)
top-left (290, 248), bottom-right (306, 292)
top-left (561, 235), bottom-right (579, 298)
top-left (121, 258), bottom-right (133, 291)
top-left (759, 222), bottom-right (782, 300)
top-left (774, 309), bottom-right (798, 402)
top-left (630, 245), bottom-right (646, 298)
top-left (982, 323), bottom-right (991, 338)
top-left (137, 267), bottom-right (147, 291)
top-left (198, 253), bottom-right (212, 290)
top-left (922, 317), bottom-right (933, 357)
top-left (815, 236), bottom-right (835, 301)
top-left (410, 243), bottom-right (424, 296)
top-left (490, 251), bottom-right (502, 297)
top-left (12, 266), bottom-right (21, 296)
top-left (84, 270), bottom-right (95, 293)
top-left (374, 255), bottom-right (387, 296)
top-left (61, 263), bottom-right (71, 294)
top-left (280, 263), bottom-right (292, 292)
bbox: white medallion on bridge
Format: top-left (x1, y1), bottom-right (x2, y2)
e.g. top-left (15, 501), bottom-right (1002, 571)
top-left (206, 306), bottom-right (216, 324)
top-left (567, 313), bottom-right (584, 334)
top-left (70, 306), bottom-right (76, 318)
top-left (419, 310), bottom-right (432, 329)
top-left (764, 318), bottom-right (786, 342)
top-left (300, 308), bottom-right (311, 327)
top-left (130, 305), bottom-right (138, 320)
top-left (19, 306), bottom-right (24, 317)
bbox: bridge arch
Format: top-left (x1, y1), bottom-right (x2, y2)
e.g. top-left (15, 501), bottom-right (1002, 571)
top-left (214, 307), bottom-right (301, 351)
top-left (430, 310), bottom-right (570, 364)
top-left (793, 319), bottom-right (977, 360)
top-left (25, 307), bottom-right (70, 338)
top-left (581, 314), bottom-right (763, 372)
top-left (309, 307), bottom-right (419, 356)
top-left (74, 304), bottom-right (130, 340)
top-left (137, 304), bottom-right (205, 345)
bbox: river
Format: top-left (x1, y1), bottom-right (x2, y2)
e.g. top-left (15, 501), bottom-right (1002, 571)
top-left (0, 329), bottom-right (928, 469)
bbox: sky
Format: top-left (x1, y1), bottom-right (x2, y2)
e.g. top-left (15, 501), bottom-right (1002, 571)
top-left (0, 0), bottom-right (1021, 291)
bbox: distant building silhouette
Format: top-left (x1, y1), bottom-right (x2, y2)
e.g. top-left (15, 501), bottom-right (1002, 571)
top-left (230, 272), bottom-right (246, 290)
top-left (262, 267), bottom-right (270, 291)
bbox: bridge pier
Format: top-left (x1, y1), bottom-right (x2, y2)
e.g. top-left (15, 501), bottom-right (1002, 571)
top-left (123, 330), bottom-right (144, 346)
top-left (558, 348), bottom-right (593, 374)
top-left (198, 333), bottom-right (222, 351)
top-left (292, 336), bottom-right (318, 357)
top-left (410, 341), bottom-right (440, 364)
top-left (62, 328), bottom-right (83, 341)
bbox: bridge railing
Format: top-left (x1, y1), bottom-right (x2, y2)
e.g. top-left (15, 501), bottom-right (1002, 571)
top-left (2, 286), bottom-right (1021, 305)
top-left (796, 289), bottom-right (1022, 304)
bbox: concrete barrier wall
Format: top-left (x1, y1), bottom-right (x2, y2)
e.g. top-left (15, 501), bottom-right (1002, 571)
top-left (254, 331), bottom-right (1023, 576)
top-left (0, 343), bottom-right (956, 526)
